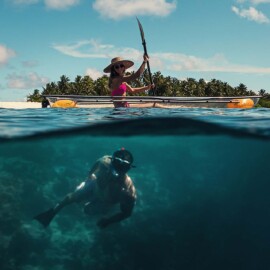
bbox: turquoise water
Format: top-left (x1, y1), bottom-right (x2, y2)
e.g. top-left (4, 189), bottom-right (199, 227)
top-left (1, 107), bottom-right (270, 270)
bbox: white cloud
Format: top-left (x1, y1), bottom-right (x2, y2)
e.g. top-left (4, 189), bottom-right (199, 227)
top-left (92, 0), bottom-right (177, 20)
top-left (232, 6), bottom-right (270, 23)
top-left (52, 40), bottom-right (109, 58)
top-left (9, 0), bottom-right (80, 9)
top-left (85, 68), bottom-right (103, 80)
top-left (236, 0), bottom-right (270, 4)
top-left (52, 40), bottom-right (270, 75)
top-left (250, 0), bottom-right (270, 4)
top-left (0, 44), bottom-right (16, 67)
top-left (155, 52), bottom-right (270, 74)
top-left (52, 39), bottom-right (141, 60)
top-left (21, 60), bottom-right (39, 67)
top-left (6, 72), bottom-right (49, 89)
top-left (45, 0), bottom-right (80, 10)
top-left (10, 0), bottom-right (39, 4)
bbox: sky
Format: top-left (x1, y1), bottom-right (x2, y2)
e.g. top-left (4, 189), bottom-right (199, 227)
top-left (1, 0), bottom-right (270, 101)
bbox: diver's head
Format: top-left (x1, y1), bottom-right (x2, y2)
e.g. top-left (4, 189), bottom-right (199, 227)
top-left (111, 148), bottom-right (133, 175)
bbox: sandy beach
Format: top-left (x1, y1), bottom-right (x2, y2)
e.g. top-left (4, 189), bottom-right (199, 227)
top-left (0, 102), bottom-right (41, 109)
top-left (0, 102), bottom-right (114, 109)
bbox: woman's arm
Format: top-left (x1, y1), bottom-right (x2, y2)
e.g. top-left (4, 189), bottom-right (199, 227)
top-left (125, 82), bottom-right (154, 94)
top-left (123, 55), bottom-right (149, 82)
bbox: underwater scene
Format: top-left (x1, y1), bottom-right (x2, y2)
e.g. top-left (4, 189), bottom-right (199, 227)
top-left (0, 107), bottom-right (270, 270)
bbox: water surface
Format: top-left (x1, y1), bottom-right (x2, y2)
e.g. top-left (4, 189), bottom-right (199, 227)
top-left (0, 107), bottom-right (269, 270)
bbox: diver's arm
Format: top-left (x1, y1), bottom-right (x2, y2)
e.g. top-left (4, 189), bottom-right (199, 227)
top-left (97, 196), bottom-right (135, 229)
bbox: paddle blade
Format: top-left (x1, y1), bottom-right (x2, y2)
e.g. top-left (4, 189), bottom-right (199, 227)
top-left (136, 17), bottom-right (145, 42)
top-left (34, 208), bottom-right (56, 227)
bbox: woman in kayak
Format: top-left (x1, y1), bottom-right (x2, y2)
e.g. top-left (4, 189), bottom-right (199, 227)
top-left (103, 55), bottom-right (155, 108)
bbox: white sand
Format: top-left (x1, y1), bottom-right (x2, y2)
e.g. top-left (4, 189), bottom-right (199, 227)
top-left (0, 102), bottom-right (114, 109)
top-left (0, 102), bottom-right (41, 109)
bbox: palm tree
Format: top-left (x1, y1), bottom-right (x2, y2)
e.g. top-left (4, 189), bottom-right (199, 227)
top-left (57, 75), bottom-right (70, 94)
top-left (41, 82), bottom-right (58, 95)
top-left (235, 83), bottom-right (248, 96)
top-left (94, 76), bottom-right (109, 96)
top-left (28, 71), bottom-right (265, 104)
top-left (82, 75), bottom-right (95, 95)
top-left (27, 89), bottom-right (42, 102)
top-left (259, 89), bottom-right (266, 97)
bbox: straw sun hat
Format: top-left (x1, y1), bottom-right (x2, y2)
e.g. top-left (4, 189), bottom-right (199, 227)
top-left (103, 57), bottom-right (134, 73)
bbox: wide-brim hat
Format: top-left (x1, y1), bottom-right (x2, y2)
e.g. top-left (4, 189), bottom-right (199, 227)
top-left (103, 57), bottom-right (134, 73)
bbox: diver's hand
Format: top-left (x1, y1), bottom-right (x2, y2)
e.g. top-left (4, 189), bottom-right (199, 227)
top-left (97, 218), bottom-right (110, 229)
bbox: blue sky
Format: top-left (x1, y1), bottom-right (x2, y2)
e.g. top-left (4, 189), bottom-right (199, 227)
top-left (1, 0), bottom-right (270, 101)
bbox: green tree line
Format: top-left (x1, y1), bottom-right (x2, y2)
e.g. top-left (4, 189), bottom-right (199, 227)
top-left (27, 72), bottom-right (270, 107)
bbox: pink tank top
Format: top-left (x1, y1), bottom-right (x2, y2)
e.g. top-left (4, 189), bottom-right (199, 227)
top-left (111, 84), bottom-right (129, 108)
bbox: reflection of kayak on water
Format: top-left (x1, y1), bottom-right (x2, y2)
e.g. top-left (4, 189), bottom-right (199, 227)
top-left (44, 95), bottom-right (261, 109)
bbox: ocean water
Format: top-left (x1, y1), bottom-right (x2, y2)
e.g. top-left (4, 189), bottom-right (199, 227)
top-left (1, 107), bottom-right (270, 270)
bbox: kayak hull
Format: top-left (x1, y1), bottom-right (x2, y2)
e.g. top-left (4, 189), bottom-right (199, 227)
top-left (44, 95), bottom-right (261, 109)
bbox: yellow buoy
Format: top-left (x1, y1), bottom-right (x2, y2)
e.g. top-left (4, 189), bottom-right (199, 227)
top-left (227, 98), bottom-right (254, 109)
top-left (52, 99), bottom-right (77, 108)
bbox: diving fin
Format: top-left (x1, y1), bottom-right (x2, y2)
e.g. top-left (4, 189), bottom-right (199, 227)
top-left (34, 208), bottom-right (56, 227)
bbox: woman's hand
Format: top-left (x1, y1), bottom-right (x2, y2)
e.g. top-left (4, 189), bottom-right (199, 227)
top-left (143, 54), bottom-right (149, 63)
top-left (147, 83), bottom-right (155, 90)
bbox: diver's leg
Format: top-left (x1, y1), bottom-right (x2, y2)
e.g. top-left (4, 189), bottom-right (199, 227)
top-left (34, 180), bottom-right (92, 227)
top-left (53, 192), bottom-right (77, 213)
top-left (54, 179), bottom-right (95, 213)
top-left (82, 180), bottom-right (97, 215)
top-left (34, 192), bottom-right (79, 227)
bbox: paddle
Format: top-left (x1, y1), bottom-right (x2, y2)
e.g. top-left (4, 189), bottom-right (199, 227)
top-left (136, 17), bottom-right (155, 95)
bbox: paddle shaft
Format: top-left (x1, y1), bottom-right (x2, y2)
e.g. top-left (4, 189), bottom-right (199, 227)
top-left (142, 40), bottom-right (153, 86)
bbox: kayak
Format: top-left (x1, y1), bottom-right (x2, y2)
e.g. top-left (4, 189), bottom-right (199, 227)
top-left (43, 95), bottom-right (261, 109)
